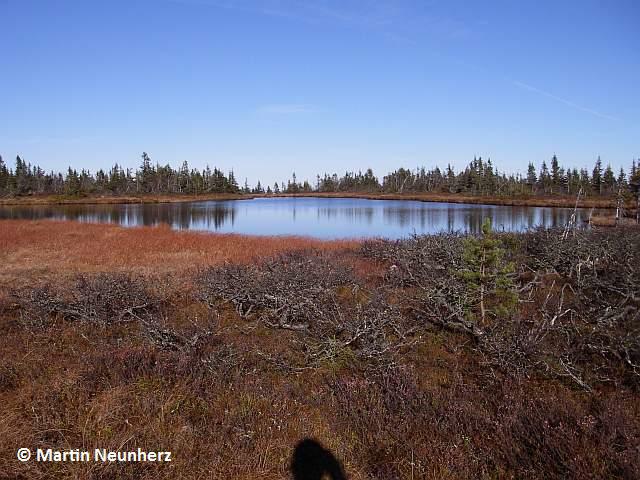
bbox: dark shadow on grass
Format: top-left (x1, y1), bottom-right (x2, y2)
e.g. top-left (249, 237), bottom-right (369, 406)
top-left (291, 438), bottom-right (347, 480)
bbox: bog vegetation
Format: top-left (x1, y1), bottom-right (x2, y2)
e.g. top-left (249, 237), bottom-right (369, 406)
top-left (1, 224), bottom-right (638, 479)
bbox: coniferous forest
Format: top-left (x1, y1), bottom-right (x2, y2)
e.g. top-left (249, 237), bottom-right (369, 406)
top-left (1, 152), bottom-right (639, 198)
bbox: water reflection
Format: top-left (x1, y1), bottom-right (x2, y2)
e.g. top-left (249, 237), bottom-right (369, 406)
top-left (0, 197), bottom-right (597, 239)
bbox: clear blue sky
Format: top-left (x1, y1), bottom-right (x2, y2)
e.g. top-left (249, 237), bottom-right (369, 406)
top-left (1, 0), bottom-right (638, 186)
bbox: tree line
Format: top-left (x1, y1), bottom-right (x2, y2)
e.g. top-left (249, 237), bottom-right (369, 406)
top-left (1, 152), bottom-right (639, 198)
top-left (0, 152), bottom-right (240, 196)
top-left (292, 155), bottom-right (640, 198)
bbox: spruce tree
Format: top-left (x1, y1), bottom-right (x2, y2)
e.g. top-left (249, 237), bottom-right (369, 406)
top-left (526, 163), bottom-right (537, 193)
top-left (592, 156), bottom-right (603, 194)
top-left (446, 164), bottom-right (456, 192)
top-left (460, 218), bottom-right (517, 325)
top-left (550, 154), bottom-right (561, 192)
top-left (617, 167), bottom-right (627, 188)
top-left (631, 160), bottom-right (639, 182)
top-left (65, 168), bottom-right (81, 196)
top-left (539, 161), bottom-right (550, 194)
top-left (603, 164), bottom-right (616, 194)
top-left (0, 155), bottom-right (8, 192)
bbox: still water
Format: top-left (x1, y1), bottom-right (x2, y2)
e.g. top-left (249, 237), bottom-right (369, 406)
top-left (0, 197), bottom-right (593, 239)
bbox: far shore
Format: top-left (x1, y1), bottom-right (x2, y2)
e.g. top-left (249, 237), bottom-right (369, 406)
top-left (275, 192), bottom-right (629, 210)
top-left (0, 191), bottom-right (635, 210)
top-left (0, 192), bottom-right (254, 206)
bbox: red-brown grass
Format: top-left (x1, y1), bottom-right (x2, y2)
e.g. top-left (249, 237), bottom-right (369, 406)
top-left (0, 220), bottom-right (356, 288)
top-left (1, 222), bottom-right (638, 479)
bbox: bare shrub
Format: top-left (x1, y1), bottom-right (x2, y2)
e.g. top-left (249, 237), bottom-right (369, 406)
top-left (362, 234), bottom-right (481, 338)
top-left (199, 251), bottom-right (416, 367)
top-left (511, 228), bottom-right (640, 389)
top-left (362, 229), bottom-right (640, 389)
top-left (13, 273), bottom-right (167, 326)
top-left (199, 251), bottom-right (353, 330)
top-left (302, 292), bottom-right (415, 368)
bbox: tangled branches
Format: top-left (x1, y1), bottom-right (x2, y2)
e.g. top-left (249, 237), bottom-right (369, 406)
top-left (517, 228), bottom-right (640, 388)
top-left (198, 251), bottom-right (416, 366)
top-left (363, 228), bottom-right (640, 390)
top-left (10, 273), bottom-right (214, 352)
top-left (13, 273), bottom-right (166, 326)
top-left (198, 251), bottom-right (353, 331)
top-left (362, 234), bottom-right (481, 337)
top-left (9, 228), bottom-right (639, 388)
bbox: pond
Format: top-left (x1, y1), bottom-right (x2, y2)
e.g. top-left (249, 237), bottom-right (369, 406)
top-left (0, 197), bottom-right (595, 239)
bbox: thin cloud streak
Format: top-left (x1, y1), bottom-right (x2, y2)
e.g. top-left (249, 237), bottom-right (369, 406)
top-left (166, 0), bottom-right (472, 40)
top-left (166, 0), bottom-right (383, 27)
top-left (256, 103), bottom-right (322, 115)
top-left (513, 81), bottom-right (621, 122)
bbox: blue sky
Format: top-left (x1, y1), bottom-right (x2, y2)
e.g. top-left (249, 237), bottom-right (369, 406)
top-left (1, 0), bottom-right (638, 186)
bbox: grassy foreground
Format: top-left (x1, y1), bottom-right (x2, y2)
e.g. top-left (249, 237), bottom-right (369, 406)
top-left (0, 221), bottom-right (639, 479)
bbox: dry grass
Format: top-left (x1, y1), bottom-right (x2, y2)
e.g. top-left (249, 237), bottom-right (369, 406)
top-left (0, 315), bottom-right (342, 479)
top-left (0, 220), bottom-right (356, 289)
top-left (589, 215), bottom-right (638, 227)
top-left (1, 221), bottom-right (639, 479)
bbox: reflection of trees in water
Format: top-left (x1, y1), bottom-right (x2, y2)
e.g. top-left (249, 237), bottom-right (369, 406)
top-left (0, 202), bottom-right (238, 231)
top-left (382, 205), bottom-right (498, 233)
top-left (316, 207), bottom-right (375, 224)
top-left (129, 203), bottom-right (237, 230)
top-left (379, 205), bottom-right (591, 234)
top-left (0, 201), bottom-right (604, 236)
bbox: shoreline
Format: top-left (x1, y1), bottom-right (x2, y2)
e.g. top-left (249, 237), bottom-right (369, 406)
top-left (0, 192), bottom-right (254, 206)
top-left (273, 192), bottom-right (626, 209)
top-left (0, 191), bottom-right (630, 209)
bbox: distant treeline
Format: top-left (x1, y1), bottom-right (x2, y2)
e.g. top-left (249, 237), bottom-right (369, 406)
top-left (302, 156), bottom-right (640, 198)
top-left (0, 153), bottom-right (240, 196)
top-left (1, 152), bottom-right (639, 198)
